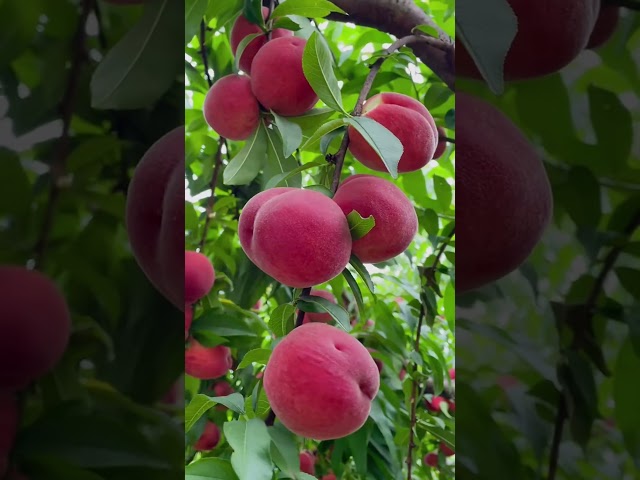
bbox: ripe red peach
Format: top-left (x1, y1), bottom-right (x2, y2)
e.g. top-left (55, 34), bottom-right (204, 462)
top-left (424, 453), bottom-right (438, 467)
top-left (440, 442), bottom-right (455, 457)
top-left (230, 6), bottom-right (293, 74)
top-left (185, 305), bottom-right (193, 340)
top-left (457, 93), bottom-right (552, 292)
top-left (449, 368), bottom-right (455, 380)
top-left (433, 127), bottom-right (447, 160)
top-left (212, 382), bottom-right (234, 397)
top-left (334, 175), bottom-right (418, 263)
top-left (251, 37), bottom-right (319, 116)
top-left (263, 323), bottom-right (380, 440)
top-left (299, 451), bottom-right (315, 475)
top-left (126, 126), bottom-right (184, 309)
top-left (185, 340), bottom-right (232, 380)
top-left (203, 74), bottom-right (261, 141)
top-left (238, 188), bottom-right (352, 288)
top-left (347, 93), bottom-right (437, 173)
top-left (301, 289), bottom-right (336, 324)
top-left (425, 396), bottom-right (447, 412)
top-left (457, 0), bottom-right (600, 80)
top-left (367, 348), bottom-right (383, 373)
top-left (194, 422), bottom-right (221, 451)
top-left (587, 6), bottom-right (620, 49)
top-left (185, 251), bottom-right (215, 304)
top-left (0, 393), bottom-right (18, 477)
top-left (322, 474), bottom-right (337, 480)
top-left (0, 267), bottom-right (71, 390)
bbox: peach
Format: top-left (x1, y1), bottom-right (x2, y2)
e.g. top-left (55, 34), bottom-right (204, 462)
top-left (194, 422), bottom-right (220, 451)
top-left (0, 393), bottom-right (18, 477)
top-left (449, 368), bottom-right (455, 380)
top-left (440, 442), bottom-right (455, 457)
top-left (364, 319), bottom-right (374, 330)
top-left (185, 251), bottom-right (215, 304)
top-left (203, 74), bottom-right (261, 141)
top-left (126, 126), bottom-right (184, 309)
top-left (185, 305), bottom-right (193, 340)
top-left (432, 127), bottom-right (447, 160)
top-left (322, 474), bottom-right (337, 480)
top-left (457, 93), bottom-right (552, 292)
top-left (424, 453), bottom-right (438, 467)
top-left (299, 451), bottom-right (315, 475)
top-left (251, 37), bottom-right (319, 116)
top-left (587, 6), bottom-right (620, 49)
top-left (457, 0), bottom-right (600, 80)
top-left (399, 369), bottom-right (406, 380)
top-left (301, 289), bottom-right (336, 324)
top-left (212, 382), bottom-right (234, 397)
top-left (230, 6), bottom-right (293, 74)
top-left (425, 396), bottom-right (447, 412)
top-left (334, 175), bottom-right (418, 263)
top-left (347, 93), bottom-right (437, 173)
top-left (367, 348), bottom-right (383, 373)
top-left (185, 340), bottom-right (232, 380)
top-left (449, 401), bottom-right (456, 413)
top-left (0, 267), bottom-right (71, 390)
top-left (263, 323), bottom-right (380, 440)
top-left (238, 188), bottom-right (352, 288)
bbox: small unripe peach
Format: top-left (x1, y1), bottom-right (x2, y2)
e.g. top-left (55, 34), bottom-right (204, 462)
top-left (203, 74), bottom-right (261, 141)
top-left (299, 451), bottom-right (315, 475)
top-left (194, 422), bottom-right (220, 451)
top-left (0, 267), bottom-right (71, 390)
top-left (231, 6), bottom-right (293, 74)
top-left (348, 93), bottom-right (437, 173)
top-left (251, 37), bottom-right (319, 116)
top-left (301, 289), bottom-right (336, 324)
top-left (185, 251), bottom-right (215, 304)
top-left (185, 340), bottom-right (232, 380)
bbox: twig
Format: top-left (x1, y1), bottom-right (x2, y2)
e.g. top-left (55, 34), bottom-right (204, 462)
top-left (200, 20), bottom-right (213, 88)
top-left (406, 302), bottom-right (425, 479)
top-left (33, 0), bottom-right (93, 269)
top-left (329, 35), bottom-right (426, 193)
top-left (442, 136), bottom-right (455, 144)
top-left (547, 209), bottom-right (640, 480)
top-left (433, 227), bottom-right (455, 267)
top-left (198, 138), bottom-right (226, 251)
top-left (295, 287), bottom-right (312, 327)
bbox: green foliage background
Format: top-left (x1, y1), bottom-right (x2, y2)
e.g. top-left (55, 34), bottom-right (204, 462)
top-left (184, 1), bottom-right (455, 479)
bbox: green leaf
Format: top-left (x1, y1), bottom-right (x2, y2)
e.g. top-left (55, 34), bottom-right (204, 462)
top-left (186, 457), bottom-right (240, 480)
top-left (272, 0), bottom-right (346, 19)
top-left (223, 126), bottom-right (267, 185)
top-left (268, 424), bottom-right (300, 477)
top-left (456, 0), bottom-right (517, 94)
top-left (347, 116), bottom-right (403, 178)
top-left (224, 419), bottom-right (273, 480)
top-left (238, 348), bottom-right (272, 369)
top-left (616, 267), bottom-right (640, 298)
top-left (285, 108), bottom-right (337, 136)
top-left (185, 0), bottom-right (209, 45)
top-left (304, 184), bottom-right (334, 197)
top-left (614, 339), bottom-right (640, 467)
top-left (264, 159), bottom-right (325, 189)
top-left (298, 295), bottom-right (351, 331)
top-left (269, 304), bottom-right (296, 337)
top-left (234, 33), bottom-right (263, 71)
top-left (412, 24), bottom-right (439, 38)
top-left (433, 175), bottom-right (452, 210)
top-left (423, 84), bottom-right (452, 109)
top-left (346, 210), bottom-right (375, 241)
top-left (272, 111), bottom-right (304, 157)
top-left (242, 0), bottom-right (266, 30)
top-left (302, 31), bottom-right (346, 113)
top-left (349, 254), bottom-right (375, 294)
top-left (0, 0), bottom-right (40, 68)
top-left (320, 126), bottom-right (346, 155)
top-left (185, 394), bottom-right (246, 432)
top-left (91, 0), bottom-right (183, 109)
top-left (342, 268), bottom-right (365, 316)
top-left (300, 117), bottom-right (348, 151)
top-left (263, 122), bottom-right (301, 188)
top-left (556, 167), bottom-right (601, 228)
top-left (0, 151), bottom-right (30, 217)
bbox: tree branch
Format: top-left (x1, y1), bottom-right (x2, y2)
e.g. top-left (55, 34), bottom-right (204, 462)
top-left (200, 20), bottom-right (213, 88)
top-left (406, 302), bottom-right (425, 479)
top-left (198, 138), bottom-right (226, 251)
top-left (327, 0), bottom-right (455, 90)
top-left (329, 35), bottom-right (427, 193)
top-left (34, 0), bottom-right (93, 269)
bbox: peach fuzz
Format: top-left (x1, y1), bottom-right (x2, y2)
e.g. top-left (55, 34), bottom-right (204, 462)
top-left (299, 451), bottom-right (315, 475)
top-left (301, 289), bottom-right (337, 324)
top-left (263, 323), bottom-right (380, 440)
top-left (126, 126), bottom-right (184, 309)
top-left (185, 251), bottom-right (215, 304)
top-left (203, 74), bottom-right (260, 141)
top-left (230, 6), bottom-right (293, 74)
top-left (347, 92), bottom-right (437, 173)
top-left (334, 175), bottom-right (418, 264)
top-left (194, 422), bottom-right (221, 451)
top-left (238, 188), bottom-right (352, 288)
top-left (251, 37), bottom-right (319, 116)
top-left (0, 267), bottom-right (71, 390)
top-left (185, 340), bottom-right (232, 380)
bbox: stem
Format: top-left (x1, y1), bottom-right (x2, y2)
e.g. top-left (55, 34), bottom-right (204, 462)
top-left (200, 20), bottom-right (213, 88)
top-left (198, 138), bottom-right (226, 251)
top-left (329, 35), bottom-right (426, 193)
top-left (33, 0), bottom-right (93, 269)
top-left (406, 302), bottom-right (425, 479)
top-left (267, 0), bottom-right (276, 40)
top-left (295, 287), bottom-right (312, 327)
top-left (442, 136), bottom-right (455, 144)
top-left (547, 396), bottom-right (566, 480)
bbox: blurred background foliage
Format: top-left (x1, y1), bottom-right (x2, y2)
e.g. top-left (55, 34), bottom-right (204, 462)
top-left (1, 0), bottom-right (183, 478)
top-left (184, 0), bottom-right (455, 479)
top-left (457, 3), bottom-right (640, 479)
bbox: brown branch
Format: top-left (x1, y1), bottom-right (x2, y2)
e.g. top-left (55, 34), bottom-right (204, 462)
top-left (198, 138), bottom-right (226, 251)
top-left (330, 35), bottom-right (426, 193)
top-left (34, 0), bottom-right (93, 269)
top-left (200, 20), bottom-right (213, 88)
top-left (327, 0), bottom-right (455, 90)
